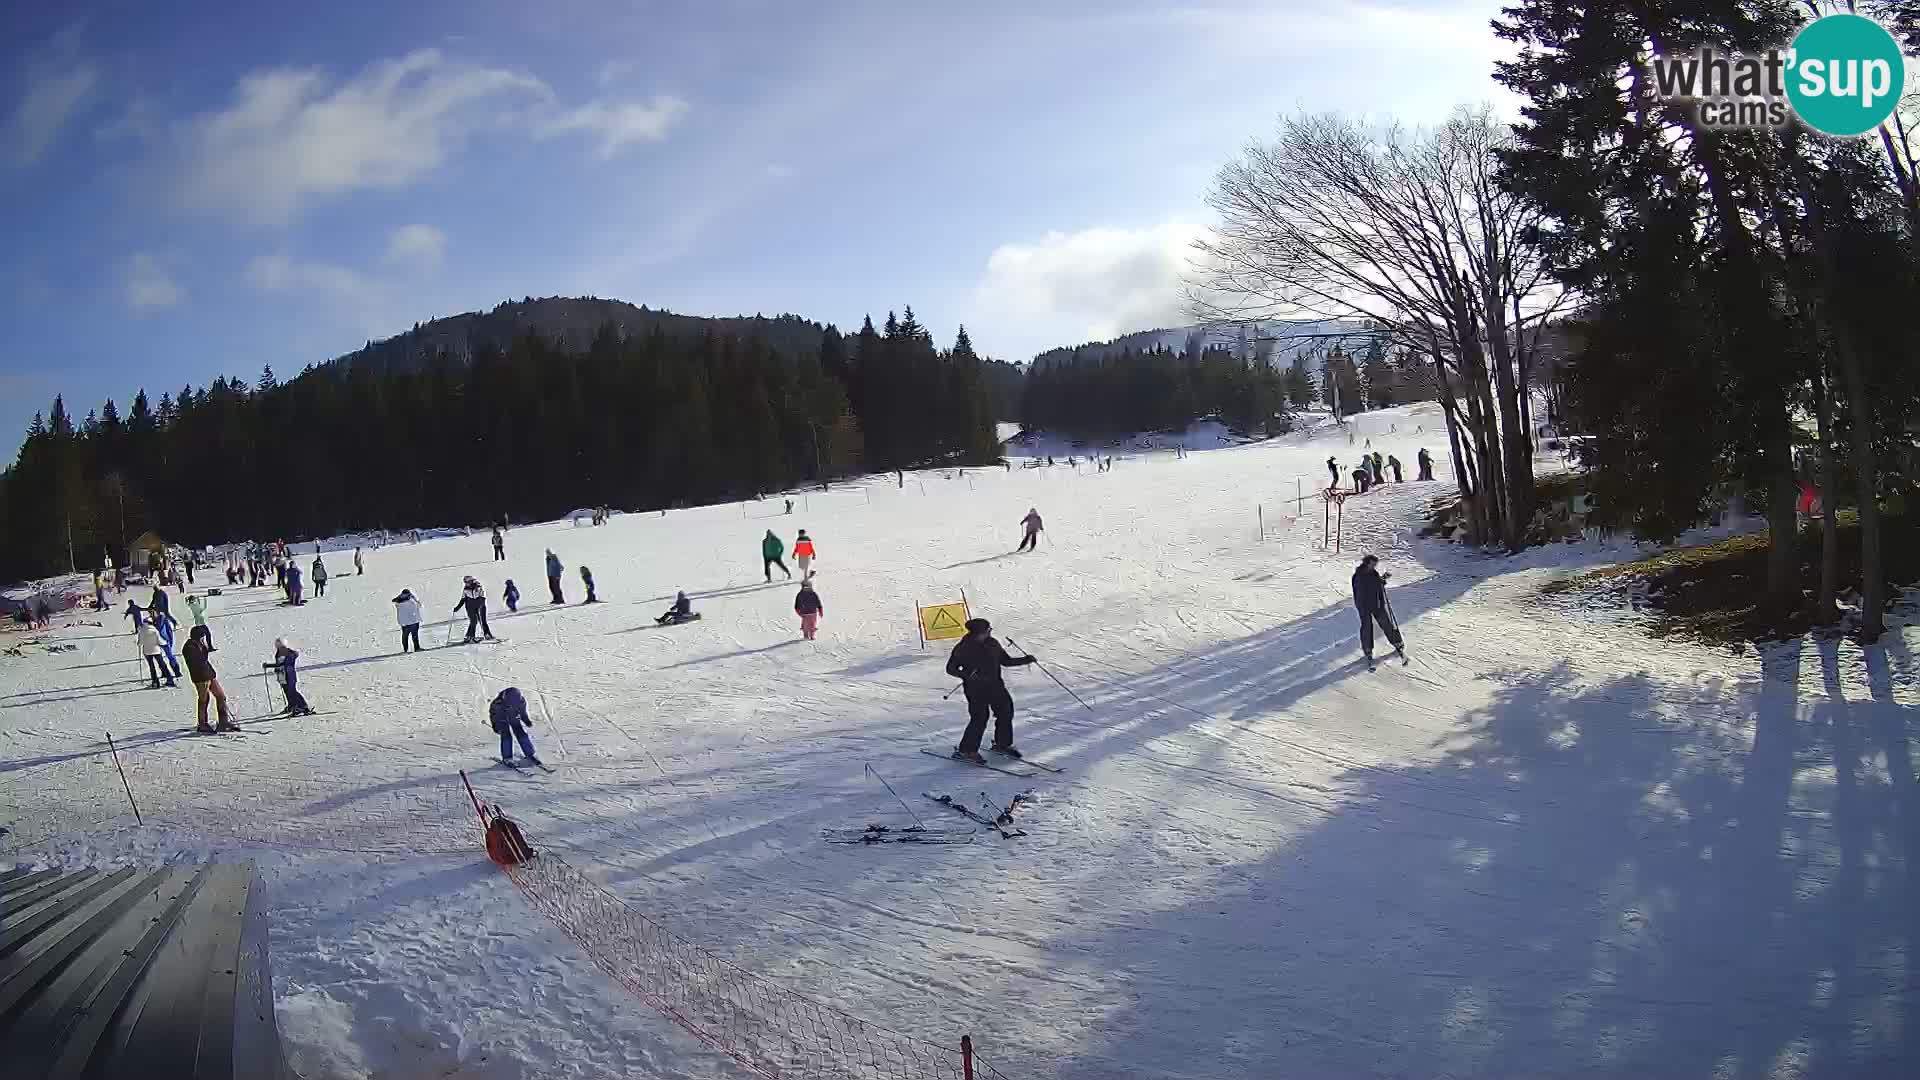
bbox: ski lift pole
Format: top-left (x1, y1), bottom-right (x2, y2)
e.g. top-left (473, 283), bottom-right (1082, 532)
top-left (1004, 636), bottom-right (1092, 712)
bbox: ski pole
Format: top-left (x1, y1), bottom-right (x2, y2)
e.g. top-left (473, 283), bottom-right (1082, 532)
top-left (865, 764), bottom-right (929, 828)
top-left (1004, 636), bottom-right (1093, 712)
top-left (942, 681), bottom-right (965, 700)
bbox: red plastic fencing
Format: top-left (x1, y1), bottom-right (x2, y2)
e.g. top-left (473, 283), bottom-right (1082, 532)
top-left (484, 800), bottom-right (1012, 1080)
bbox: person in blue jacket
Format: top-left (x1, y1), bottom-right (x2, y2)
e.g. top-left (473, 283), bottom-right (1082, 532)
top-left (503, 579), bottom-right (520, 613)
top-left (489, 687), bottom-right (542, 766)
top-left (286, 563), bottom-right (305, 606)
top-left (148, 605), bottom-right (183, 679)
top-left (263, 638), bottom-right (316, 715)
top-left (545, 550), bottom-right (565, 604)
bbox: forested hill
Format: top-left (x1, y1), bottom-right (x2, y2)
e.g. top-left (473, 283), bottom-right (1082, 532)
top-left (329, 297), bottom-right (833, 377)
top-left (0, 303), bottom-right (1026, 580)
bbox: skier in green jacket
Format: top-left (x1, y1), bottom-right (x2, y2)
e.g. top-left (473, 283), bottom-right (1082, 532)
top-left (762, 530), bottom-right (791, 581)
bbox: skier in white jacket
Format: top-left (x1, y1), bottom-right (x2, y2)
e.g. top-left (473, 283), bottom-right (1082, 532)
top-left (138, 618), bottom-right (177, 688)
top-left (392, 588), bottom-right (425, 653)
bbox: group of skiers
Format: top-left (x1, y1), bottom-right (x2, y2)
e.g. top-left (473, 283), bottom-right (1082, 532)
top-left (1326, 447), bottom-right (1435, 494)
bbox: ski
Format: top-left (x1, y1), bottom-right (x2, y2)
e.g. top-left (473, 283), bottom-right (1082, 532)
top-left (822, 825), bottom-right (974, 845)
top-left (923, 793), bottom-right (1025, 838)
top-left (920, 748), bottom-right (1042, 778)
top-left (990, 749), bottom-right (1064, 774)
top-left (498, 757), bottom-right (551, 773)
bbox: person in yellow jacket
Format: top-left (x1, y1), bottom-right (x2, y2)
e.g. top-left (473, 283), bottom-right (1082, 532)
top-left (793, 530), bottom-right (817, 577)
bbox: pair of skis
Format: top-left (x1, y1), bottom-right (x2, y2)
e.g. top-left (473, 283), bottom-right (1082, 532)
top-left (499, 757), bottom-right (555, 774)
top-left (919, 748), bottom-right (1064, 778)
top-left (923, 793), bottom-right (1028, 838)
top-left (822, 824), bottom-right (975, 845)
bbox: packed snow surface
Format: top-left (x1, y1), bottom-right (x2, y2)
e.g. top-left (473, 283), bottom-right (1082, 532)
top-left (4, 402), bottom-right (1918, 1079)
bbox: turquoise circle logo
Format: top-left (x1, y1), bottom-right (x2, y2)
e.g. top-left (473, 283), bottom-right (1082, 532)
top-left (1787, 14), bottom-right (1906, 137)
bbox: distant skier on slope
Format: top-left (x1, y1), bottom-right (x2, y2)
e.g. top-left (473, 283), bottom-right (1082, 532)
top-left (454, 576), bottom-right (495, 642)
top-left (149, 605), bottom-right (183, 680)
top-left (491, 526), bottom-right (505, 561)
top-left (1351, 554), bottom-right (1405, 669)
top-left (503, 579), bottom-right (520, 612)
top-left (1388, 454), bottom-right (1404, 483)
top-left (1327, 456), bottom-right (1340, 489)
top-left (489, 687), bottom-right (542, 767)
top-left (794, 577), bottom-right (824, 640)
top-left (312, 554), bottom-right (328, 597)
top-left (579, 565), bottom-right (598, 603)
top-left (393, 589), bottom-right (424, 653)
top-left (762, 530), bottom-right (792, 581)
top-left (1017, 508), bottom-right (1043, 553)
top-left (545, 549), bottom-right (565, 604)
top-left (945, 617), bottom-right (1037, 764)
top-left (264, 638), bottom-right (316, 715)
top-left (287, 563), bottom-right (305, 605)
top-left (354, 546), bottom-right (364, 575)
top-left (1416, 448), bottom-right (1434, 481)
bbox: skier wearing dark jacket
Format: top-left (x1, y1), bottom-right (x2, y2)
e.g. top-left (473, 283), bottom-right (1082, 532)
top-left (1351, 555), bottom-right (1404, 665)
top-left (545, 550), bottom-right (564, 604)
top-left (945, 618), bottom-right (1036, 762)
top-left (488, 687), bottom-right (540, 765)
top-left (455, 577), bottom-right (494, 642)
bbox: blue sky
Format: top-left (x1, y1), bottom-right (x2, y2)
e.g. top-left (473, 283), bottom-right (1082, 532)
top-left (0, 0), bottom-right (1513, 450)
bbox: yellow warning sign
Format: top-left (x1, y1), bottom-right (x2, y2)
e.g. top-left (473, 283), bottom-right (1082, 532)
top-left (918, 602), bottom-right (971, 643)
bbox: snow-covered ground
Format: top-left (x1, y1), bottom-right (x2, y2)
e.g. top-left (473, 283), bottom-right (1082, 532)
top-left (5, 401), bottom-right (1918, 1079)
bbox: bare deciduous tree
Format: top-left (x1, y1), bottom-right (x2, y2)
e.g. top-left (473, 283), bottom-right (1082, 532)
top-left (1187, 106), bottom-right (1565, 549)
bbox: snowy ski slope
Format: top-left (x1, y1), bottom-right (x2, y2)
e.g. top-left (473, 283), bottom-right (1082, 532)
top-left (4, 402), bottom-right (1918, 1079)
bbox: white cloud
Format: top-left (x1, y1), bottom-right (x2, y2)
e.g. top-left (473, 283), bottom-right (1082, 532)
top-left (540, 95), bottom-right (688, 159)
top-left (175, 50), bottom-right (542, 224)
top-left (169, 50), bottom-right (690, 223)
top-left (125, 253), bottom-right (184, 311)
top-left (8, 44), bottom-right (99, 165)
top-left (975, 222), bottom-right (1209, 349)
top-left (384, 223), bottom-right (446, 268)
top-left (245, 253), bottom-right (374, 307)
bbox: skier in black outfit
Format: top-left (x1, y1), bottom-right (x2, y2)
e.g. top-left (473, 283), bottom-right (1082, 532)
top-left (491, 526), bottom-right (505, 561)
top-left (489, 687), bottom-right (541, 766)
top-left (1351, 554), bottom-right (1405, 667)
top-left (945, 617), bottom-right (1037, 763)
top-left (455, 576), bottom-right (495, 642)
top-left (1416, 448), bottom-right (1434, 481)
top-left (1327, 456), bottom-right (1340, 489)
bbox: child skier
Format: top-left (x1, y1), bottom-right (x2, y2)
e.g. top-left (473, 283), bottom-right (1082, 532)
top-left (489, 687), bottom-right (541, 767)
top-left (491, 526), bottom-right (506, 561)
top-left (793, 530), bottom-right (816, 577)
top-left (286, 563), bottom-right (305, 605)
top-left (393, 588), bottom-right (424, 653)
top-left (580, 565), bottom-right (598, 603)
top-left (762, 530), bottom-right (791, 581)
top-left (185, 592), bottom-right (211, 645)
top-left (503, 579), bottom-right (520, 613)
top-left (183, 625), bottom-right (237, 733)
top-left (945, 618), bottom-right (1037, 763)
top-left (312, 554), bottom-right (328, 597)
top-left (1017, 508), bottom-right (1044, 553)
top-left (455, 576), bottom-right (494, 642)
top-left (138, 617), bottom-right (177, 689)
top-left (656, 591), bottom-right (697, 625)
top-left (794, 578), bottom-right (824, 640)
top-left (263, 638), bottom-right (316, 715)
top-left (1351, 554), bottom-right (1406, 669)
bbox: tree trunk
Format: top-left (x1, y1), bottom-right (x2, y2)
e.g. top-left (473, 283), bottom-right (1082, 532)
top-left (1433, 355), bottom-right (1485, 544)
top-left (1810, 370), bottom-right (1840, 626)
top-left (1784, 138), bottom-right (1887, 640)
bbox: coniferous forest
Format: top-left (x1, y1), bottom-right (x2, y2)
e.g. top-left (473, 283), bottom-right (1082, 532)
top-left (0, 300), bottom-right (1015, 580)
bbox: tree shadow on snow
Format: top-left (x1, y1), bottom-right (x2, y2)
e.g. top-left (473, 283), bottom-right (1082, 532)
top-left (1045, 645), bottom-right (1920, 1078)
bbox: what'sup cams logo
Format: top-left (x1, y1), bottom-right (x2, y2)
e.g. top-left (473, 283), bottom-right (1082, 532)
top-left (1650, 13), bottom-right (1908, 136)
